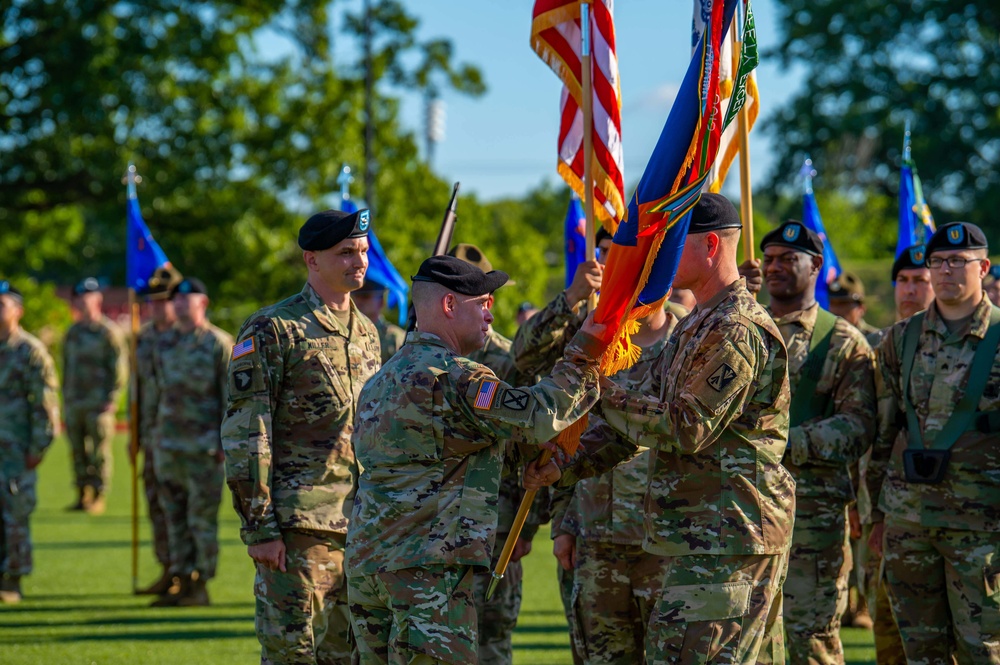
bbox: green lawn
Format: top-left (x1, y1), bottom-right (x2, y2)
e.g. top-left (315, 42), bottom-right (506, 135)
top-left (0, 434), bottom-right (875, 663)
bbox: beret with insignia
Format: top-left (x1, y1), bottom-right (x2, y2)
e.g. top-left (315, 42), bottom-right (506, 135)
top-left (412, 255), bottom-right (509, 297)
top-left (760, 220), bottom-right (824, 256)
top-left (0, 280), bottom-right (22, 303)
top-left (298, 208), bottom-right (371, 251)
top-left (170, 276), bottom-right (208, 298)
top-left (828, 271), bottom-right (865, 302)
top-left (688, 193), bottom-right (743, 234)
top-left (892, 243), bottom-right (927, 281)
top-left (72, 277), bottom-right (102, 297)
top-left (926, 221), bottom-right (988, 256)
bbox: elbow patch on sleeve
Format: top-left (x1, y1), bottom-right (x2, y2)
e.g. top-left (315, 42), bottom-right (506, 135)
top-left (687, 340), bottom-right (753, 416)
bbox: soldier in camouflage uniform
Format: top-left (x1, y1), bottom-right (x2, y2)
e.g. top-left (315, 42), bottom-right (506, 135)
top-left (760, 221), bottom-right (876, 664)
top-left (347, 255), bottom-right (601, 665)
top-left (134, 267), bottom-right (182, 595)
top-left (0, 282), bottom-right (59, 604)
top-left (551, 195), bottom-right (795, 664)
top-left (149, 277), bottom-right (232, 607)
top-left (222, 208), bottom-right (381, 664)
top-left (62, 277), bottom-right (127, 513)
top-left (867, 223), bottom-right (1000, 663)
top-left (828, 272), bottom-right (881, 339)
top-left (353, 278), bottom-right (405, 364)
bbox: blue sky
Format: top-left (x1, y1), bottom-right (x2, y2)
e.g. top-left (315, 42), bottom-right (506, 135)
top-left (327, 0), bottom-right (802, 202)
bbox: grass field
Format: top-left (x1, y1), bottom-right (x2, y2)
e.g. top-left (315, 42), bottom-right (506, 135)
top-left (0, 434), bottom-right (876, 663)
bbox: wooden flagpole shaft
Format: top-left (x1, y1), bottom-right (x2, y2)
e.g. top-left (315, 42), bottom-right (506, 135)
top-left (734, 20), bottom-right (754, 263)
top-left (128, 289), bottom-right (141, 593)
top-left (486, 449), bottom-right (552, 600)
top-left (580, 2), bottom-right (598, 313)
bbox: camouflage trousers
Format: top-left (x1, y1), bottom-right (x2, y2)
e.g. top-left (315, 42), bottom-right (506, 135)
top-left (645, 551), bottom-right (787, 664)
top-left (558, 559), bottom-right (585, 665)
top-left (255, 530), bottom-right (353, 665)
top-left (348, 565), bottom-right (477, 665)
top-left (569, 539), bottom-right (667, 665)
top-left (471, 554), bottom-right (522, 665)
top-left (143, 448), bottom-right (170, 568)
top-left (0, 469), bottom-right (36, 576)
top-left (858, 523), bottom-right (905, 665)
top-left (783, 503), bottom-right (850, 664)
top-left (153, 448), bottom-right (222, 579)
top-left (64, 405), bottom-right (114, 491)
top-left (883, 519), bottom-right (1000, 664)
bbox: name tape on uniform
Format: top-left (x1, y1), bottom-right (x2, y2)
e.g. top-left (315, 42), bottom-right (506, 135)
top-left (232, 337), bottom-right (256, 360)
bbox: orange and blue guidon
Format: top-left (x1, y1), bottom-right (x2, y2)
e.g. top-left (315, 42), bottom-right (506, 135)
top-left (474, 379), bottom-right (499, 410)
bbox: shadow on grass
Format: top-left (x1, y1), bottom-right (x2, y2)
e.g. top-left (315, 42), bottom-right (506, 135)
top-left (0, 627), bottom-right (256, 643)
top-left (0, 613), bottom-right (252, 629)
top-left (33, 538), bottom-right (246, 550)
top-left (0, 601), bottom-right (254, 614)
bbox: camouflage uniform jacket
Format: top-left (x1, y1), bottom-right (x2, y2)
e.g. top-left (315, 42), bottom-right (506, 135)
top-left (375, 316), bottom-right (406, 364)
top-left (512, 291), bottom-right (585, 380)
top-left (62, 316), bottom-right (127, 409)
top-left (135, 321), bottom-right (173, 448)
top-left (866, 295), bottom-right (1000, 532)
top-left (221, 284), bottom-right (381, 546)
top-left (152, 322), bottom-right (233, 453)
top-left (558, 279), bottom-right (796, 557)
top-left (346, 329), bottom-right (602, 576)
top-left (772, 304), bottom-right (876, 504)
top-left (0, 328), bottom-right (59, 471)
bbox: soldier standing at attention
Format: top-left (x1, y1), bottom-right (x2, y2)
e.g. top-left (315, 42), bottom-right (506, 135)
top-left (828, 272), bottom-right (881, 339)
top-left (149, 277), bottom-right (232, 607)
top-left (62, 277), bottom-right (127, 514)
top-left (222, 208), bottom-right (381, 664)
top-left (353, 278), bottom-right (405, 364)
top-left (0, 282), bottom-right (59, 604)
top-left (759, 221), bottom-right (877, 665)
top-left (134, 267), bottom-right (182, 596)
top-left (549, 197), bottom-right (796, 664)
top-left (867, 222), bottom-right (1000, 663)
top-left (347, 255), bottom-right (600, 665)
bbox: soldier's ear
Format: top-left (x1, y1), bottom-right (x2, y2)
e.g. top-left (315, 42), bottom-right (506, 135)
top-left (442, 292), bottom-right (456, 318)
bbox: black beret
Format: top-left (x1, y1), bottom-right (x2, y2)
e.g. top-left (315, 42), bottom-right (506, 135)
top-left (892, 244), bottom-right (927, 281)
top-left (926, 222), bottom-right (988, 256)
top-left (412, 255), bottom-right (509, 296)
top-left (688, 193), bottom-right (742, 234)
top-left (828, 271), bottom-right (865, 302)
top-left (298, 208), bottom-right (371, 251)
top-left (760, 220), bottom-right (823, 256)
top-left (171, 277), bottom-right (208, 298)
top-left (0, 280), bottom-right (22, 302)
top-left (517, 301), bottom-right (536, 314)
top-left (72, 277), bottom-right (102, 296)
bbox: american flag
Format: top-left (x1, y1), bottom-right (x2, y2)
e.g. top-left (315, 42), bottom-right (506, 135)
top-left (231, 338), bottom-right (255, 360)
top-left (531, 0), bottom-right (625, 230)
top-left (474, 379), bottom-right (499, 410)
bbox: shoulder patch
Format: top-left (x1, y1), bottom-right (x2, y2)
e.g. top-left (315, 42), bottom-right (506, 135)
top-left (232, 337), bottom-right (255, 359)
top-left (706, 363), bottom-right (738, 392)
top-left (232, 367), bottom-right (254, 392)
top-left (474, 379), bottom-right (500, 410)
top-left (499, 388), bottom-right (530, 411)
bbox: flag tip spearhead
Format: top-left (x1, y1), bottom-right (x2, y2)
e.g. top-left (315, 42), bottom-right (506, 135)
top-left (485, 573), bottom-right (502, 601)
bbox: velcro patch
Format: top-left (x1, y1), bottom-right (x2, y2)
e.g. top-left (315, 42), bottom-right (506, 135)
top-left (232, 368), bottom-right (254, 392)
top-left (500, 388), bottom-right (529, 411)
top-left (232, 337), bottom-right (255, 359)
top-left (706, 363), bottom-right (737, 392)
top-left (474, 379), bottom-right (499, 410)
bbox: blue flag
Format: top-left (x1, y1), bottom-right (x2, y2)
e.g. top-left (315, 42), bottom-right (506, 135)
top-left (342, 198), bottom-right (409, 325)
top-left (802, 188), bottom-right (841, 310)
top-left (126, 196), bottom-right (170, 291)
top-left (564, 194), bottom-right (587, 289)
top-left (896, 124), bottom-right (936, 258)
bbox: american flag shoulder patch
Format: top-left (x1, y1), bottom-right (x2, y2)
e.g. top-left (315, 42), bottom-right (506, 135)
top-left (474, 379), bottom-right (500, 410)
top-left (232, 338), bottom-right (255, 360)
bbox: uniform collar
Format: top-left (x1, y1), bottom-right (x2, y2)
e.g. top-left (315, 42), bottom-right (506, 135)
top-left (925, 292), bottom-right (994, 341)
top-left (770, 302), bottom-right (820, 331)
top-left (404, 330), bottom-right (455, 352)
top-left (302, 282), bottom-right (356, 336)
top-left (694, 277), bottom-right (745, 316)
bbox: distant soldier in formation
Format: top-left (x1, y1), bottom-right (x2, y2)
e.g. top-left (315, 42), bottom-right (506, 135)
top-left (867, 222), bottom-right (1000, 663)
top-left (222, 208), bottom-right (381, 664)
top-left (552, 195), bottom-right (795, 663)
top-left (62, 277), bottom-right (127, 514)
top-left (828, 271), bottom-right (881, 338)
top-left (148, 277), bottom-right (232, 607)
top-left (516, 301), bottom-right (538, 326)
top-left (347, 255), bottom-right (598, 665)
top-left (985, 264), bottom-right (1000, 308)
top-left (353, 278), bottom-right (405, 364)
top-left (133, 267), bottom-right (182, 596)
top-left (760, 221), bottom-right (876, 665)
top-left (0, 281), bottom-right (59, 604)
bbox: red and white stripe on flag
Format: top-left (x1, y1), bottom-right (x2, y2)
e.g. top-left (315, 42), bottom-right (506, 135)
top-left (531, 0), bottom-right (625, 232)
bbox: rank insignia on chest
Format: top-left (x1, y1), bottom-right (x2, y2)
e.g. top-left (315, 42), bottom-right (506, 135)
top-left (474, 379), bottom-right (499, 410)
top-left (232, 338), bottom-right (255, 359)
top-left (706, 363), bottom-right (737, 392)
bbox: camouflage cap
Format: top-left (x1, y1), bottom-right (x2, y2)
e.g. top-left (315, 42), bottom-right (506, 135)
top-left (412, 255), bottom-right (509, 296)
top-left (892, 244), bottom-right (927, 281)
top-left (298, 208), bottom-right (371, 251)
top-left (828, 271), bottom-right (865, 303)
top-left (760, 220), bottom-right (823, 256)
top-left (926, 222), bottom-right (988, 256)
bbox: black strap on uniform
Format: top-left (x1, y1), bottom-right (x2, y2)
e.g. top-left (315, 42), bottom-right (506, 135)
top-left (789, 308), bottom-right (838, 428)
top-left (900, 305), bottom-right (1000, 451)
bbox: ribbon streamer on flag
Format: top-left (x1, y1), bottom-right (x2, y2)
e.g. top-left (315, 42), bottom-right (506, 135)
top-left (339, 197), bottom-right (410, 326)
top-left (799, 158), bottom-right (841, 310)
top-left (564, 193), bottom-right (588, 288)
top-left (531, 0), bottom-right (625, 230)
top-left (126, 190), bottom-right (171, 292)
top-left (594, 0), bottom-right (754, 374)
top-left (896, 120), bottom-right (936, 258)
top-left (697, 0), bottom-right (759, 194)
